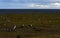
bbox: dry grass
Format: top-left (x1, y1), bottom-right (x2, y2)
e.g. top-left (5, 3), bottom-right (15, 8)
top-left (0, 14), bottom-right (60, 38)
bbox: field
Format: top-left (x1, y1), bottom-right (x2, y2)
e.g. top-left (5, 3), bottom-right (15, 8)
top-left (0, 14), bottom-right (60, 38)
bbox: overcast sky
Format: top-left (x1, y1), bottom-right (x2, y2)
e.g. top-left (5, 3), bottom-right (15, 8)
top-left (0, 0), bottom-right (60, 9)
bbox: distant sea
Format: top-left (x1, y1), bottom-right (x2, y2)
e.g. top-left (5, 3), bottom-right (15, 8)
top-left (0, 9), bottom-right (60, 14)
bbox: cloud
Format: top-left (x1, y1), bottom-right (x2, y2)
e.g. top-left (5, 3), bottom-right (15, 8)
top-left (26, 3), bottom-right (49, 9)
top-left (0, 2), bottom-right (60, 9)
top-left (0, 0), bottom-right (60, 9)
top-left (50, 3), bottom-right (60, 6)
top-left (25, 3), bottom-right (60, 9)
top-left (47, 3), bottom-right (60, 9)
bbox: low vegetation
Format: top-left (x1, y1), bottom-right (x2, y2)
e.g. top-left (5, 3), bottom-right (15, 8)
top-left (0, 14), bottom-right (60, 38)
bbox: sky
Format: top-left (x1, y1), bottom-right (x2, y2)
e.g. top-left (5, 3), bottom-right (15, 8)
top-left (0, 0), bottom-right (60, 9)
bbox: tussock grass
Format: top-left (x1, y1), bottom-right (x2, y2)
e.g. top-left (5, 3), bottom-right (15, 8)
top-left (0, 14), bottom-right (60, 38)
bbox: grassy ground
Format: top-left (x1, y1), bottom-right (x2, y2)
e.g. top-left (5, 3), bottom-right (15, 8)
top-left (0, 14), bottom-right (60, 38)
